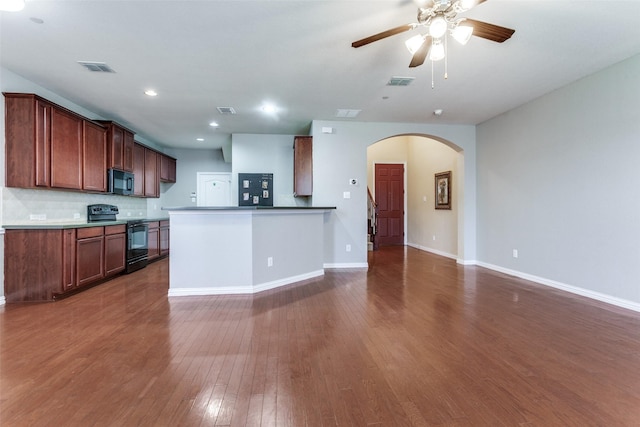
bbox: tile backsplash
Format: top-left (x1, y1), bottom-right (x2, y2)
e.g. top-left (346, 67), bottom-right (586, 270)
top-left (2, 187), bottom-right (149, 224)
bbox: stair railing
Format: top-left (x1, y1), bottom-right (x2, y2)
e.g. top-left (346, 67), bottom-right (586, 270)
top-left (367, 187), bottom-right (379, 250)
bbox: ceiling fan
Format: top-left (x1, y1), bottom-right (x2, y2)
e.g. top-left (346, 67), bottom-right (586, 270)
top-left (351, 0), bottom-right (515, 69)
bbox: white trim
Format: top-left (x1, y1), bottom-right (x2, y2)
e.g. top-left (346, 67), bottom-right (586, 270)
top-left (407, 242), bottom-right (457, 260)
top-left (0, 296), bottom-right (5, 306)
top-left (457, 258), bottom-right (477, 266)
top-left (476, 261), bottom-right (640, 313)
top-left (324, 262), bottom-right (369, 269)
top-left (168, 270), bottom-right (325, 297)
top-left (253, 270), bottom-right (325, 293)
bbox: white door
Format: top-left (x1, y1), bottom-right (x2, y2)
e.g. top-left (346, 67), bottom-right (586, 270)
top-left (197, 172), bottom-right (232, 206)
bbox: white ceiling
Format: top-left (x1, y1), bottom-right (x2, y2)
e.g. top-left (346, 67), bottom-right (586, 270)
top-left (2, 0), bottom-right (640, 150)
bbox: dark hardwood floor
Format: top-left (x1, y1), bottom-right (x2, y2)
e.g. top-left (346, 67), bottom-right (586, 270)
top-left (2, 247), bottom-right (640, 426)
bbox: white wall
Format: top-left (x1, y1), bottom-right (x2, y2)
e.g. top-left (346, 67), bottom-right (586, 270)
top-left (406, 137), bottom-right (458, 258)
top-left (476, 54), bottom-right (640, 308)
top-left (311, 121), bottom-right (476, 268)
top-left (149, 148), bottom-right (231, 217)
top-left (231, 134), bottom-right (310, 207)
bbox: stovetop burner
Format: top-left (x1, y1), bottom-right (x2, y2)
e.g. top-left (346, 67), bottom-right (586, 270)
top-left (87, 204), bottom-right (119, 222)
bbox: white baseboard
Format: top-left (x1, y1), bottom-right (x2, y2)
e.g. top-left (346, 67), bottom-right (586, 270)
top-left (476, 261), bottom-right (640, 313)
top-left (168, 270), bottom-right (325, 297)
top-left (0, 296), bottom-right (5, 306)
top-left (407, 243), bottom-right (457, 260)
top-left (323, 262), bottom-right (369, 269)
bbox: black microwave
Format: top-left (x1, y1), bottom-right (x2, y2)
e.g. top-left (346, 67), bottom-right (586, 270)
top-left (108, 169), bottom-right (134, 195)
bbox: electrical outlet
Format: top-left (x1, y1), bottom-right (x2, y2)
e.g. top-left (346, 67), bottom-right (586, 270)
top-left (346, 244), bottom-right (351, 252)
top-left (267, 257), bottom-right (273, 267)
top-left (513, 249), bottom-right (519, 258)
top-left (29, 214), bottom-right (46, 221)
top-left (73, 213), bottom-right (81, 219)
top-left (432, 235), bottom-right (436, 241)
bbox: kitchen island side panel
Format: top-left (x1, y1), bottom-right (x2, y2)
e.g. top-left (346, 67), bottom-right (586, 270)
top-left (166, 208), bottom-right (332, 295)
top-left (251, 212), bottom-right (323, 288)
top-left (169, 212), bottom-right (253, 292)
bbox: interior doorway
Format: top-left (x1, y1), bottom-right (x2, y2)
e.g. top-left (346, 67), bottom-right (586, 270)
top-left (196, 172), bottom-right (232, 206)
top-left (367, 135), bottom-right (460, 259)
top-left (375, 163), bottom-right (405, 246)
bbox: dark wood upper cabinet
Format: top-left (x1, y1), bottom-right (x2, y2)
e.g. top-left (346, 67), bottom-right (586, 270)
top-left (293, 136), bottom-right (313, 197)
top-left (99, 121), bottom-right (135, 172)
top-left (132, 143), bottom-right (145, 197)
top-left (82, 120), bottom-right (107, 192)
top-left (160, 154), bottom-right (177, 183)
top-left (49, 106), bottom-right (83, 190)
top-left (3, 94), bottom-right (82, 189)
top-left (123, 130), bottom-right (134, 172)
top-left (4, 93), bottom-right (176, 197)
top-left (144, 148), bottom-right (159, 198)
top-left (34, 99), bottom-right (51, 188)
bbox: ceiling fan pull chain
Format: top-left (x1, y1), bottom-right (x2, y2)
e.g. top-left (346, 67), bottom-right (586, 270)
top-left (431, 60), bottom-right (435, 89)
top-left (444, 35), bottom-right (449, 79)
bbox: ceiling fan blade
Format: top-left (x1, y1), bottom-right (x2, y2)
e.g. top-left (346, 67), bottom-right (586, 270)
top-left (352, 24), bottom-right (414, 48)
top-left (409, 36), bottom-right (432, 68)
top-left (463, 18), bottom-right (515, 43)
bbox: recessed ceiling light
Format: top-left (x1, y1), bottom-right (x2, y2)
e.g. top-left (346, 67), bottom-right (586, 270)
top-left (434, 109), bottom-right (444, 116)
top-left (209, 121), bottom-right (219, 127)
top-left (196, 138), bottom-right (204, 142)
top-left (144, 89), bottom-right (158, 97)
top-left (261, 104), bottom-right (277, 113)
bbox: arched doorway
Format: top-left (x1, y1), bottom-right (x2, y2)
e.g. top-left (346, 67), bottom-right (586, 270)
top-left (367, 134), bottom-right (462, 259)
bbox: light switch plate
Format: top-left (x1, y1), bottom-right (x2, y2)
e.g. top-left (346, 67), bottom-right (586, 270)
top-left (343, 191), bottom-right (351, 199)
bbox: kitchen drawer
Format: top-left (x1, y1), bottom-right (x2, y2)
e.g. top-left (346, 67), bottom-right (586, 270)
top-left (160, 220), bottom-right (169, 228)
top-left (104, 224), bottom-right (126, 235)
top-left (77, 226), bottom-right (104, 239)
top-left (147, 221), bottom-right (160, 229)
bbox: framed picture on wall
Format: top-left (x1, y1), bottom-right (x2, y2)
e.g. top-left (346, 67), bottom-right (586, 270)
top-left (435, 171), bottom-right (452, 210)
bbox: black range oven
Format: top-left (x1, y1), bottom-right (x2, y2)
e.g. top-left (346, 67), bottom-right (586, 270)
top-left (126, 220), bottom-right (149, 274)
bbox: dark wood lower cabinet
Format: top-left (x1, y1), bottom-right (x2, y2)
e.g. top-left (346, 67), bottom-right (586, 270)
top-left (4, 224), bottom-right (127, 302)
top-left (62, 228), bottom-right (77, 292)
top-left (147, 221), bottom-right (160, 261)
top-left (76, 228), bottom-right (105, 287)
top-left (4, 229), bottom-right (65, 302)
top-left (104, 226), bottom-right (126, 277)
top-left (160, 220), bottom-right (170, 257)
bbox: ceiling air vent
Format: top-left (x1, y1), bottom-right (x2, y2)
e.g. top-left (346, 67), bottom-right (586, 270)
top-left (335, 109), bottom-right (361, 118)
top-left (387, 76), bottom-right (415, 86)
top-left (77, 61), bottom-right (116, 73)
top-left (217, 107), bottom-right (236, 115)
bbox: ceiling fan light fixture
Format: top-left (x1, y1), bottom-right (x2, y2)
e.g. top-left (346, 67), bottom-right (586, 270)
top-left (456, 0), bottom-right (476, 12)
top-left (429, 40), bottom-right (445, 61)
top-left (405, 34), bottom-right (425, 55)
top-left (428, 15), bottom-right (448, 39)
top-left (0, 0), bottom-right (25, 12)
top-left (451, 25), bottom-right (473, 45)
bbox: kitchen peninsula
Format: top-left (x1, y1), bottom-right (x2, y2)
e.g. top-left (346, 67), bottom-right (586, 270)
top-left (164, 206), bottom-right (335, 296)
